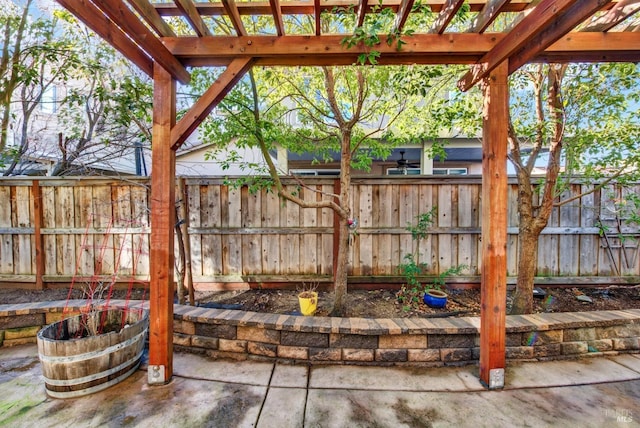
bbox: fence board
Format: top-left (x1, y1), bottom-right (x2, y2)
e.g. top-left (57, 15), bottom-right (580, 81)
top-left (0, 185), bottom-right (13, 274)
top-left (262, 189), bottom-right (280, 274)
top-left (55, 186), bottom-right (76, 276)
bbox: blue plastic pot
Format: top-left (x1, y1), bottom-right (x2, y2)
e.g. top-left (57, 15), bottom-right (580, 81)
top-left (423, 290), bottom-right (448, 308)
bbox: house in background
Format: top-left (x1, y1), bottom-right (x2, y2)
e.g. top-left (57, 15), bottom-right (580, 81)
top-left (283, 138), bottom-right (483, 176)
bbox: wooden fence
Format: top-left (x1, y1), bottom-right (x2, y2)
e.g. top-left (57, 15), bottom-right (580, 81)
top-left (0, 176), bottom-right (638, 288)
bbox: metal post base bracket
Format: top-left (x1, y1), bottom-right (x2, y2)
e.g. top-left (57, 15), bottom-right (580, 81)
top-left (148, 365), bottom-right (167, 385)
top-left (489, 368), bottom-right (505, 389)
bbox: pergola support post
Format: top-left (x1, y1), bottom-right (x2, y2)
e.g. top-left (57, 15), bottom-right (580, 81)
top-left (479, 60), bottom-right (509, 389)
top-left (148, 65), bottom-right (177, 385)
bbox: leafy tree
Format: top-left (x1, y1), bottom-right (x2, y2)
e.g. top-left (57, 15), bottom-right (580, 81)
top-left (437, 62), bottom-right (640, 314)
top-left (1, 4), bottom-right (153, 176)
top-left (201, 63), bottom-right (417, 315)
top-left (508, 63), bottom-right (640, 314)
top-left (198, 9), bottom-right (471, 315)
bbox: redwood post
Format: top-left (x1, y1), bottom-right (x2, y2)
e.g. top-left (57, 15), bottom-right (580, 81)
top-left (479, 60), bottom-right (509, 389)
top-left (148, 65), bottom-right (176, 385)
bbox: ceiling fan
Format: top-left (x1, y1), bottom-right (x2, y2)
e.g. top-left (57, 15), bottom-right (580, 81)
top-left (396, 150), bottom-right (419, 174)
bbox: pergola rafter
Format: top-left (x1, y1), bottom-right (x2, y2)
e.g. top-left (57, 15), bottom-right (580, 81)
top-left (54, 0), bottom-right (640, 390)
top-left (175, 0), bottom-right (213, 36)
top-left (429, 0), bottom-right (466, 34)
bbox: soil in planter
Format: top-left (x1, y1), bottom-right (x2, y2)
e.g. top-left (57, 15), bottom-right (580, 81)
top-left (1, 285), bottom-right (639, 318)
top-left (194, 285), bottom-right (640, 318)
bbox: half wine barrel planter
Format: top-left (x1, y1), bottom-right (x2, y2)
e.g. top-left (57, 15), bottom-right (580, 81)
top-left (37, 308), bottom-right (149, 399)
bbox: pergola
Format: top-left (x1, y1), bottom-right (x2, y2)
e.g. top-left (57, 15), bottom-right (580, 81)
top-left (56, 0), bottom-right (640, 389)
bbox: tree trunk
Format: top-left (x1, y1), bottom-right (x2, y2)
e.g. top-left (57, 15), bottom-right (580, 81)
top-left (511, 226), bottom-right (540, 314)
top-left (509, 65), bottom-right (566, 314)
top-left (330, 129), bottom-right (353, 316)
top-left (331, 216), bottom-right (349, 316)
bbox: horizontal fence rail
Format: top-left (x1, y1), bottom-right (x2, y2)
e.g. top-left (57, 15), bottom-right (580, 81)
top-left (0, 176), bottom-right (638, 288)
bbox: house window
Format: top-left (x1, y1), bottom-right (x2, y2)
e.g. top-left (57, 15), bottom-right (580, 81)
top-left (433, 168), bottom-right (468, 175)
top-left (290, 169), bottom-right (340, 176)
top-left (386, 167), bottom-right (421, 175)
top-left (40, 86), bottom-right (57, 113)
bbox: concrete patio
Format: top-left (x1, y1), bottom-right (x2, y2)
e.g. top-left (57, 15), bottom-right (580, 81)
top-left (1, 344), bottom-right (639, 427)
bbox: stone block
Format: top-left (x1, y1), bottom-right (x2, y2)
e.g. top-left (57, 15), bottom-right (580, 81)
top-left (309, 347), bottom-right (342, 361)
top-left (195, 323), bottom-right (237, 339)
top-left (248, 341), bottom-right (277, 357)
top-left (522, 330), bottom-right (563, 346)
top-left (472, 347), bottom-right (480, 360)
top-left (277, 345), bottom-right (309, 360)
top-left (329, 333), bottom-right (377, 349)
top-left (173, 333), bottom-right (191, 346)
top-left (342, 348), bottom-right (374, 362)
top-left (2, 337), bottom-right (37, 347)
top-left (218, 338), bottom-right (247, 353)
top-left (505, 333), bottom-right (523, 347)
top-left (563, 328), bottom-right (596, 342)
top-left (506, 346), bottom-right (534, 360)
top-left (613, 338), bottom-right (640, 351)
top-left (375, 349), bottom-right (408, 362)
top-left (281, 331), bottom-right (328, 347)
top-left (561, 342), bottom-right (588, 355)
top-left (237, 326), bottom-right (281, 344)
top-left (45, 311), bottom-right (80, 324)
top-left (0, 314), bottom-right (45, 330)
top-left (429, 334), bottom-right (475, 349)
top-left (407, 349), bottom-right (441, 362)
top-left (4, 326), bottom-right (40, 340)
top-left (440, 348), bottom-right (473, 363)
top-left (587, 339), bottom-right (613, 352)
top-left (597, 325), bottom-right (640, 340)
top-left (192, 335), bottom-right (219, 349)
top-left (378, 334), bottom-right (426, 349)
top-left (533, 344), bottom-right (562, 358)
top-left (173, 320), bottom-right (196, 335)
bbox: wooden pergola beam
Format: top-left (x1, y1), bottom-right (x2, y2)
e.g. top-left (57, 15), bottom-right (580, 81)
top-left (175, 0), bottom-right (213, 36)
top-left (467, 0), bottom-right (510, 33)
top-left (479, 60), bottom-right (508, 389)
top-left (222, 0), bottom-right (249, 36)
top-left (162, 32), bottom-right (640, 65)
top-left (152, 0), bottom-right (532, 17)
top-left (507, 0), bottom-right (612, 74)
top-left (429, 0), bottom-right (466, 34)
top-left (314, 0), bottom-right (322, 35)
top-left (581, 0), bottom-right (640, 32)
top-left (392, 0), bottom-right (416, 33)
top-left (458, 0), bottom-right (607, 91)
top-left (269, 0), bottom-right (286, 36)
top-left (90, 0), bottom-right (191, 84)
top-left (56, 0), bottom-right (154, 77)
top-left (128, 0), bottom-right (177, 37)
top-left (357, 0), bottom-right (368, 28)
top-left (171, 58), bottom-right (255, 150)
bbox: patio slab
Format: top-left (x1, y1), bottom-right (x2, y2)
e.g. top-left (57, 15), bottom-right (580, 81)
top-left (1, 344), bottom-right (639, 427)
top-left (309, 364), bottom-right (484, 392)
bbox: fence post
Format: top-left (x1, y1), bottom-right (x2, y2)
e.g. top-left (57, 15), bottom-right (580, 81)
top-left (32, 180), bottom-right (45, 290)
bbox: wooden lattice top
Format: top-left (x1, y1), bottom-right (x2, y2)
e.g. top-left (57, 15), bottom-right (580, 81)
top-left (57, 1), bottom-right (640, 87)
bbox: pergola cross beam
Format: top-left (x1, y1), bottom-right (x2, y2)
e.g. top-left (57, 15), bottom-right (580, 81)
top-left (171, 57), bottom-right (255, 150)
top-left (89, 0), bottom-right (191, 84)
top-left (458, 0), bottom-right (610, 91)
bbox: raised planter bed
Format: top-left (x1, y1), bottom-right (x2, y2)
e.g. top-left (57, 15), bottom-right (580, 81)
top-left (2, 301), bottom-right (638, 367)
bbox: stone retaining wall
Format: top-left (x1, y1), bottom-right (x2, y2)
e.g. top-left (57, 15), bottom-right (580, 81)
top-left (1, 300), bottom-right (639, 366)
